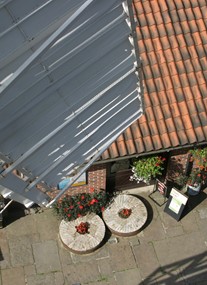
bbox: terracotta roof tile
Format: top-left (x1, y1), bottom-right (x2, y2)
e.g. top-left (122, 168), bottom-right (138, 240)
top-left (102, 0), bottom-right (207, 160)
top-left (154, 77), bottom-right (165, 91)
top-left (149, 121), bottom-right (159, 135)
top-left (156, 50), bottom-right (166, 64)
top-left (158, 91), bottom-right (168, 105)
top-left (187, 72), bottom-right (197, 86)
top-left (150, 0), bottom-right (160, 13)
top-left (195, 71), bottom-right (206, 85)
top-left (134, 138), bottom-right (145, 153)
top-left (125, 140), bottom-right (136, 154)
top-left (191, 58), bottom-right (202, 72)
top-left (164, 49), bottom-right (174, 62)
top-left (182, 114), bottom-right (193, 129)
top-left (140, 122), bottom-right (150, 137)
top-left (201, 6), bottom-right (207, 18)
top-left (174, 87), bottom-right (185, 102)
top-left (162, 11), bottom-right (171, 23)
top-left (177, 130), bottom-right (189, 145)
top-left (180, 73), bottom-right (189, 87)
top-left (157, 24), bottom-right (167, 37)
top-left (177, 34), bottom-right (186, 47)
top-left (183, 86), bottom-right (193, 101)
top-left (171, 75), bottom-right (182, 89)
top-left (168, 62), bottom-right (178, 76)
top-left (152, 135), bottom-right (163, 149)
top-left (150, 92), bottom-right (160, 106)
top-left (162, 104), bottom-right (172, 119)
top-left (163, 76), bottom-right (173, 89)
top-left (154, 11), bottom-right (163, 25)
top-left (172, 47), bottom-right (182, 61)
top-left (166, 1), bottom-right (176, 11)
top-left (145, 107), bottom-right (155, 122)
top-left (151, 64), bottom-right (161, 78)
top-left (196, 19), bottom-right (206, 32)
top-left (196, 45), bottom-right (206, 58)
top-left (174, 117), bottom-right (184, 131)
top-left (184, 35), bottom-right (194, 47)
top-left (138, 14), bottom-right (147, 27)
top-left (170, 102), bottom-right (180, 117)
top-left (178, 101), bottom-right (189, 115)
top-left (159, 62), bottom-right (170, 77)
top-left (191, 113), bottom-right (201, 128)
top-left (185, 129), bottom-right (197, 143)
top-left (157, 119), bottom-right (167, 134)
top-left (165, 117), bottom-right (176, 132)
top-left (166, 89), bottom-right (177, 103)
top-left (186, 8), bottom-right (196, 21)
top-left (199, 112), bottom-right (207, 125)
top-left (143, 1), bottom-right (152, 14)
top-left (143, 136), bottom-right (154, 151)
top-left (160, 133), bottom-right (171, 148)
top-left (194, 126), bottom-right (205, 141)
top-left (186, 99), bottom-right (198, 114)
top-left (169, 132), bottom-right (180, 146)
top-left (188, 20), bottom-right (199, 33)
top-left (154, 106), bottom-right (164, 120)
top-left (193, 6), bottom-right (202, 20)
top-left (146, 13), bottom-right (156, 26)
top-left (200, 84), bottom-right (207, 98)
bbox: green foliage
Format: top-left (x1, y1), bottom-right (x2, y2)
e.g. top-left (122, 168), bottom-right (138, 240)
top-left (53, 189), bottom-right (114, 221)
top-left (130, 156), bottom-right (166, 184)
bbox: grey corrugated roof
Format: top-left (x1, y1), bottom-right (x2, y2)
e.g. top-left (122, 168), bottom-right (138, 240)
top-left (0, 0), bottom-right (142, 205)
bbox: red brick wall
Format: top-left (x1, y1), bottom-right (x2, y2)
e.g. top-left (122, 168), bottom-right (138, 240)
top-left (48, 163), bottom-right (108, 199)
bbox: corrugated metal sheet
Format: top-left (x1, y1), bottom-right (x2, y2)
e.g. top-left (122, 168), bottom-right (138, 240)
top-left (0, 0), bottom-right (142, 206)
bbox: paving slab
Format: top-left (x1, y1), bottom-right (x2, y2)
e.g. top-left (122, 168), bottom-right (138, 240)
top-left (63, 261), bottom-right (101, 284)
top-left (26, 272), bottom-right (65, 285)
top-left (114, 268), bottom-right (142, 285)
top-left (1, 267), bottom-right (25, 285)
top-left (0, 233), bottom-right (11, 269)
top-left (107, 243), bottom-right (137, 272)
top-left (9, 235), bottom-right (34, 267)
top-left (24, 265), bottom-right (36, 276)
top-left (97, 257), bottom-right (114, 277)
top-left (132, 242), bottom-right (160, 279)
top-left (153, 231), bottom-right (207, 267)
top-left (32, 240), bottom-right (61, 274)
top-left (142, 216), bottom-right (166, 242)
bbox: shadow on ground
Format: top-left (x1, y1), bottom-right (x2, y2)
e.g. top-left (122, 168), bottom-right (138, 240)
top-left (139, 251), bottom-right (207, 285)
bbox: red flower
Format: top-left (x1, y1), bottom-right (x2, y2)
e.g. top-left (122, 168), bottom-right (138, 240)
top-left (77, 214), bottom-right (82, 217)
top-left (77, 201), bottom-right (81, 205)
top-left (67, 214), bottom-right (71, 217)
top-left (79, 205), bottom-right (84, 210)
top-left (101, 207), bottom-right (105, 212)
top-left (69, 205), bottom-right (74, 209)
top-left (197, 173), bottom-right (201, 177)
top-left (81, 195), bottom-right (85, 200)
top-left (90, 187), bottom-right (94, 193)
top-left (89, 198), bottom-right (98, 205)
top-left (64, 208), bottom-right (68, 212)
top-left (155, 163), bottom-right (160, 166)
top-left (162, 157), bottom-right (166, 161)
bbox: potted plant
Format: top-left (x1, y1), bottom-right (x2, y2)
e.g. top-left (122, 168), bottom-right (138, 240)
top-left (129, 156), bottom-right (166, 185)
top-left (53, 188), bottom-right (114, 222)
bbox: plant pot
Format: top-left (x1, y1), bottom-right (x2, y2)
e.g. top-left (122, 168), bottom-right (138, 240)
top-left (187, 183), bottom-right (201, 196)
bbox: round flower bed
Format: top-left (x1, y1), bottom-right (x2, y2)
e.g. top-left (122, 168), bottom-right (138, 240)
top-left (59, 213), bottom-right (105, 254)
top-left (102, 194), bottom-right (148, 237)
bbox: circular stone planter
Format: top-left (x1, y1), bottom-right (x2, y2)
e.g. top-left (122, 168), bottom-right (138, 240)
top-left (59, 213), bottom-right (105, 254)
top-left (102, 194), bottom-right (148, 237)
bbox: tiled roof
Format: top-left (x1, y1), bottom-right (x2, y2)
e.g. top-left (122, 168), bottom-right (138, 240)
top-left (102, 0), bottom-right (207, 160)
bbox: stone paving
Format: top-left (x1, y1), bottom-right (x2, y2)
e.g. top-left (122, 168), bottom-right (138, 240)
top-left (0, 189), bottom-right (207, 285)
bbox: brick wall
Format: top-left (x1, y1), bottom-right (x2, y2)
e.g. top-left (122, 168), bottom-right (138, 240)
top-left (48, 163), bottom-right (108, 199)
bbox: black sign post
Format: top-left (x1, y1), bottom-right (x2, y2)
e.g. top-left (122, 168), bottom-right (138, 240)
top-left (149, 179), bottom-right (167, 206)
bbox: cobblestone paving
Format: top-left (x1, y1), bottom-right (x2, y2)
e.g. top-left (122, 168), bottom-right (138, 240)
top-left (1, 189), bottom-right (207, 285)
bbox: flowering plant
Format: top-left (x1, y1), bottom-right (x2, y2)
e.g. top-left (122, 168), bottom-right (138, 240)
top-left (53, 188), bottom-right (114, 221)
top-left (129, 156), bottom-right (166, 184)
top-left (75, 222), bottom-right (89, 234)
top-left (118, 208), bottom-right (132, 219)
top-left (189, 147), bottom-right (207, 170)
